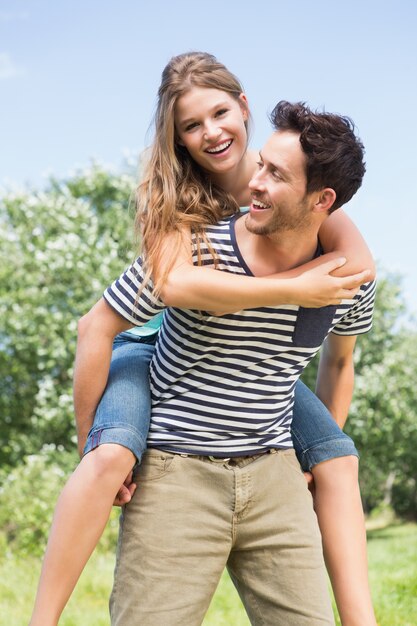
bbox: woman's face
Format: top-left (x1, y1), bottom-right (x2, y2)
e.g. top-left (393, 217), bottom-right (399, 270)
top-left (174, 86), bottom-right (249, 176)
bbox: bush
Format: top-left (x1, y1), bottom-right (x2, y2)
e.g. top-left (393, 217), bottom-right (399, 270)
top-left (0, 447), bottom-right (119, 557)
top-left (0, 448), bottom-right (76, 556)
top-left (0, 164), bottom-right (136, 468)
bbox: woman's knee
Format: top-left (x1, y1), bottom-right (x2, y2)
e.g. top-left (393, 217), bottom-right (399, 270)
top-left (82, 443), bottom-right (135, 480)
top-left (312, 454), bottom-right (359, 489)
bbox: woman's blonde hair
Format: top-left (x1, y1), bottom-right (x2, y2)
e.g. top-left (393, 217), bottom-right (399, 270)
top-left (136, 51), bottom-right (249, 294)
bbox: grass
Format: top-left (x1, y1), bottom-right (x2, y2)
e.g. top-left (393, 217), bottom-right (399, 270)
top-left (366, 523), bottom-right (417, 626)
top-left (3, 523), bottom-right (416, 625)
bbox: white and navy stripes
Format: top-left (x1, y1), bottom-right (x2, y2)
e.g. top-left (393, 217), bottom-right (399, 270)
top-left (104, 214), bottom-right (376, 456)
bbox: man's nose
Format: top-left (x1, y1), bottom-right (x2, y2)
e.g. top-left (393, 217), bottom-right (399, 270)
top-left (249, 172), bottom-right (265, 191)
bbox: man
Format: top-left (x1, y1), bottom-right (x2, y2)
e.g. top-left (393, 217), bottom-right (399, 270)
top-left (89, 102), bottom-right (375, 625)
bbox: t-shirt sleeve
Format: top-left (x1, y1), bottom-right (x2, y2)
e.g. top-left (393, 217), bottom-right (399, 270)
top-left (332, 280), bottom-right (376, 336)
top-left (103, 257), bottom-right (166, 326)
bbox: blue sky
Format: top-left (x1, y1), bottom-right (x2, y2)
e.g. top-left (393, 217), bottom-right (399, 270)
top-left (1, 0), bottom-right (416, 315)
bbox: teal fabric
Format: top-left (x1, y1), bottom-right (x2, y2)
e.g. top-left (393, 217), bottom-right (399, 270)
top-left (125, 312), bottom-right (163, 337)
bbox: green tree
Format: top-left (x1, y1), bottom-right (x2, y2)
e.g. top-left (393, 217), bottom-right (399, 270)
top-left (349, 328), bottom-right (417, 517)
top-left (0, 164), bottom-right (137, 468)
top-left (302, 275), bottom-right (417, 517)
top-left (1, 166), bottom-right (416, 517)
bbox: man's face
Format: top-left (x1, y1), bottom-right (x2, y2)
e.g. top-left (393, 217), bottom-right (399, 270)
top-left (246, 130), bottom-right (314, 236)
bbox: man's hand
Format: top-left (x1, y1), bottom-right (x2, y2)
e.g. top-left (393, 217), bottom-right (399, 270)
top-left (113, 470), bottom-right (137, 507)
top-left (304, 471), bottom-right (315, 497)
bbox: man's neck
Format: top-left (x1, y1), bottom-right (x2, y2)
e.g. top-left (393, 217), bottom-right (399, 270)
top-left (234, 214), bottom-right (321, 277)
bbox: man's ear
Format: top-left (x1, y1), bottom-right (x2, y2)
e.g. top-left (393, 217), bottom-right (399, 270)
top-left (313, 188), bottom-right (336, 213)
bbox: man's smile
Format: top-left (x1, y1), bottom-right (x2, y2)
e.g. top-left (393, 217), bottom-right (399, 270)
top-left (250, 198), bottom-right (271, 211)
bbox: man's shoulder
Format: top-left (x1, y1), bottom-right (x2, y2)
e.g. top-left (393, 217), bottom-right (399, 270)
top-left (331, 280), bottom-right (376, 337)
top-left (349, 279), bottom-right (377, 307)
top-left (192, 213), bottom-right (239, 246)
top-left (204, 213), bottom-right (239, 233)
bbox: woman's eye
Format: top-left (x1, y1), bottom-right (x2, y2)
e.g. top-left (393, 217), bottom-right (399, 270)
top-left (185, 122), bottom-right (199, 132)
top-left (215, 108), bottom-right (228, 117)
top-left (256, 160), bottom-right (263, 169)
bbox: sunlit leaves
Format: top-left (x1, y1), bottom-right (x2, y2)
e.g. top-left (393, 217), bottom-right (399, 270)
top-left (0, 164), bottom-right (137, 467)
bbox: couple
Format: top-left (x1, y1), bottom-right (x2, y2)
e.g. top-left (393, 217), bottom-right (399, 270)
top-left (30, 52), bottom-right (377, 625)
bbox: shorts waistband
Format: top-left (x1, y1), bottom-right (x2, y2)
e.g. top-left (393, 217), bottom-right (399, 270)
top-left (177, 448), bottom-right (280, 469)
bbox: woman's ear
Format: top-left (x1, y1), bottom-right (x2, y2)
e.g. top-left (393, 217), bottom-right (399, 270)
top-left (175, 132), bottom-right (185, 147)
top-left (238, 93), bottom-right (249, 121)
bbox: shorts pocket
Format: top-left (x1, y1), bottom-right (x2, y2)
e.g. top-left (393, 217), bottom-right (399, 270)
top-left (135, 450), bottom-right (178, 481)
top-left (280, 450), bottom-right (305, 477)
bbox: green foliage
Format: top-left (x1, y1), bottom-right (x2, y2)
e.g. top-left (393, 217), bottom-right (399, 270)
top-left (0, 164), bottom-right (137, 467)
top-left (0, 447), bottom-right (119, 557)
top-left (352, 272), bottom-right (407, 375)
top-left (350, 329), bottom-right (417, 516)
top-left (0, 448), bottom-right (78, 556)
top-left (1, 164), bottom-right (416, 520)
top-left (346, 277), bottom-right (417, 516)
top-left (302, 274), bottom-right (417, 517)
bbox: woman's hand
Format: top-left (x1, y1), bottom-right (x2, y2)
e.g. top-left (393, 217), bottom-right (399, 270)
top-left (288, 256), bottom-right (371, 308)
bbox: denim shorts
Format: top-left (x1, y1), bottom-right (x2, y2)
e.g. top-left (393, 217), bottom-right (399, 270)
top-left (292, 380), bottom-right (358, 471)
top-left (83, 331), bottom-right (156, 464)
top-left (84, 333), bottom-right (358, 470)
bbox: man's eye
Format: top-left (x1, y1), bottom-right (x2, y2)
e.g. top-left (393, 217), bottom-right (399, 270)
top-left (256, 161), bottom-right (263, 169)
top-left (272, 171), bottom-right (282, 181)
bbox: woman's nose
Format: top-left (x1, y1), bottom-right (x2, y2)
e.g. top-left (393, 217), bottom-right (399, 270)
top-left (204, 123), bottom-right (222, 141)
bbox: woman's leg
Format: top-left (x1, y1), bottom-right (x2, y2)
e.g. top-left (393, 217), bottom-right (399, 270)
top-left (29, 337), bottom-right (155, 626)
top-left (29, 444), bottom-right (136, 626)
top-left (292, 380), bottom-right (377, 626)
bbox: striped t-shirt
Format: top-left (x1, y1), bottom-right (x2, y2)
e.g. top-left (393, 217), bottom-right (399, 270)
top-left (104, 214), bottom-right (376, 457)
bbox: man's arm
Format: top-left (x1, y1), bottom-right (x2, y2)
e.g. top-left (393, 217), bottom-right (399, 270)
top-left (73, 298), bottom-right (133, 456)
top-left (315, 332), bottom-right (359, 428)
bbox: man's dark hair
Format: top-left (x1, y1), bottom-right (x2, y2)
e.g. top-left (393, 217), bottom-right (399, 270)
top-left (269, 101), bottom-right (366, 212)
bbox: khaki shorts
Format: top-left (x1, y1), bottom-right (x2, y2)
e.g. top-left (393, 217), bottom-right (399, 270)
top-left (110, 448), bottom-right (334, 626)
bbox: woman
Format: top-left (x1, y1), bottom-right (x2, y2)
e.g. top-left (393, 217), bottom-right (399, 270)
top-left (30, 52), bottom-right (376, 626)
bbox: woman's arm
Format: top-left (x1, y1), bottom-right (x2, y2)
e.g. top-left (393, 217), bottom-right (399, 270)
top-left (157, 228), bottom-right (371, 312)
top-left (318, 209), bottom-right (376, 279)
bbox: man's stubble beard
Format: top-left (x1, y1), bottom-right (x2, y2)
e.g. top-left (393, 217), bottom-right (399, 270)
top-left (245, 199), bottom-right (312, 237)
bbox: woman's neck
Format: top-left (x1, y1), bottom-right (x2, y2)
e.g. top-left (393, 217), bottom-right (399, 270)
top-left (210, 149), bottom-right (258, 207)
